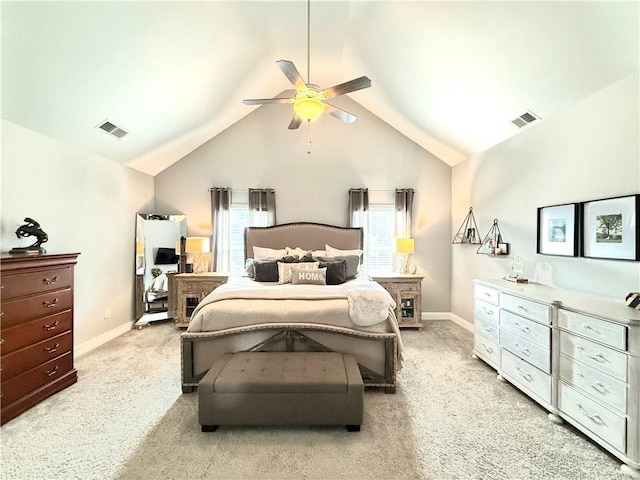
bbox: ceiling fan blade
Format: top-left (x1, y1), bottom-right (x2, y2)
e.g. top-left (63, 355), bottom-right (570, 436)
top-left (288, 114), bottom-right (303, 130)
top-left (276, 60), bottom-right (307, 91)
top-left (322, 76), bottom-right (371, 99)
top-left (242, 97), bottom-right (293, 105)
top-left (324, 103), bottom-right (357, 124)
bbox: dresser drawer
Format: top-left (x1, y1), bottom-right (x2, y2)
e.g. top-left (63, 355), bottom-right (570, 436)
top-left (474, 333), bottom-right (500, 367)
top-left (474, 284), bottom-right (499, 306)
top-left (501, 348), bottom-right (551, 404)
top-left (558, 309), bottom-right (627, 351)
top-left (560, 331), bottom-right (627, 382)
top-left (559, 354), bottom-right (627, 414)
top-left (1, 289), bottom-right (72, 328)
top-left (500, 310), bottom-right (550, 347)
top-left (559, 382), bottom-right (626, 452)
top-left (475, 299), bottom-right (499, 324)
top-left (1, 352), bottom-right (73, 407)
top-left (1, 267), bottom-right (72, 300)
top-left (500, 329), bottom-right (550, 373)
top-left (1, 331), bottom-right (73, 380)
top-left (475, 315), bottom-right (499, 342)
top-left (1, 310), bottom-right (72, 355)
top-left (500, 294), bottom-right (550, 324)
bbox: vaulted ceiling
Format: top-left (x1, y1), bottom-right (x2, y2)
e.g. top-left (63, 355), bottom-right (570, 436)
top-left (2, 1), bottom-right (638, 176)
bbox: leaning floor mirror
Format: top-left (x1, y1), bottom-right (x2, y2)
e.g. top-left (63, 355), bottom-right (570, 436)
top-left (135, 213), bottom-right (187, 327)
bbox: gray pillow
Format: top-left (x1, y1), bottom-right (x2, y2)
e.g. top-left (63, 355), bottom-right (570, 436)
top-left (318, 259), bottom-right (347, 285)
top-left (290, 267), bottom-right (327, 285)
top-left (253, 259), bottom-right (279, 282)
top-left (317, 255), bottom-right (359, 279)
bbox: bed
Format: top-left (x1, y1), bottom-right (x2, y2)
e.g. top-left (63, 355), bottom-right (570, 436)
top-left (180, 222), bottom-right (402, 394)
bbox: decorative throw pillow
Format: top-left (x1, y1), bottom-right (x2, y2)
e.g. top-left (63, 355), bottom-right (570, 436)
top-left (317, 259), bottom-right (347, 285)
top-left (325, 244), bottom-right (363, 259)
top-left (317, 255), bottom-right (359, 279)
top-left (253, 259), bottom-right (279, 282)
top-left (277, 261), bottom-right (319, 284)
top-left (253, 246), bottom-right (287, 260)
top-left (291, 267), bottom-right (327, 285)
top-left (244, 258), bottom-right (256, 278)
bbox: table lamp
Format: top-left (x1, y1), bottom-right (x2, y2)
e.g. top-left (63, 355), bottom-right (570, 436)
top-left (395, 238), bottom-right (415, 274)
top-left (186, 236), bottom-right (210, 273)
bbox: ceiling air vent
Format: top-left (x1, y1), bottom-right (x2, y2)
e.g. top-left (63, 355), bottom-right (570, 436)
top-left (512, 110), bottom-right (540, 128)
top-left (96, 120), bottom-right (129, 139)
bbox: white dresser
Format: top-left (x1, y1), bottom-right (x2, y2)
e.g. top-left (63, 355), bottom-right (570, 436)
top-left (472, 279), bottom-right (640, 477)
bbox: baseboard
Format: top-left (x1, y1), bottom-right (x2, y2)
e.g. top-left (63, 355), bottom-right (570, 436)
top-left (75, 321), bottom-right (133, 358)
top-left (421, 311), bottom-right (473, 333)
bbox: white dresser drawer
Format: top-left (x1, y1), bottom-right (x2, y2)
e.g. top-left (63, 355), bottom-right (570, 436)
top-left (500, 329), bottom-right (550, 373)
top-left (475, 299), bottom-right (500, 324)
top-left (501, 348), bottom-right (551, 404)
top-left (475, 315), bottom-right (499, 342)
top-left (500, 310), bottom-right (550, 347)
top-left (560, 331), bottom-right (627, 382)
top-left (558, 309), bottom-right (627, 351)
top-left (474, 333), bottom-right (500, 368)
top-left (559, 354), bottom-right (627, 414)
top-left (475, 284), bottom-right (499, 306)
top-left (500, 293), bottom-right (550, 324)
top-left (559, 382), bottom-right (626, 453)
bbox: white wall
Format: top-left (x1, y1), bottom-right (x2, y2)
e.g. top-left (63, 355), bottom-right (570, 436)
top-left (1, 121), bottom-right (155, 347)
top-left (451, 73), bottom-right (640, 325)
top-left (155, 96), bottom-right (453, 312)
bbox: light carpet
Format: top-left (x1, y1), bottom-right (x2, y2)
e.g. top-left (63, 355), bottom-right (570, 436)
top-left (0, 320), bottom-right (629, 480)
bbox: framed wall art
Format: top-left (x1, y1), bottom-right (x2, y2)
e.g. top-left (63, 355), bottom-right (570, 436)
top-left (581, 194), bottom-right (639, 261)
top-left (537, 203), bottom-right (579, 257)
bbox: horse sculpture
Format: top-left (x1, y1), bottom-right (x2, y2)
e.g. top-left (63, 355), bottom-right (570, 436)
top-left (11, 217), bottom-right (48, 253)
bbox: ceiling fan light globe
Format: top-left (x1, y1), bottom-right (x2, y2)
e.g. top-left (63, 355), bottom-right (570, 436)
top-left (293, 98), bottom-right (324, 122)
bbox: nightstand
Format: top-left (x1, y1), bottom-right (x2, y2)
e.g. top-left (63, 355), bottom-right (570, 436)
top-left (371, 273), bottom-right (424, 328)
top-left (174, 273), bottom-right (228, 328)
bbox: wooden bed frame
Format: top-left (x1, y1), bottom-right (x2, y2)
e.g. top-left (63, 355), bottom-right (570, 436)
top-left (180, 222), bottom-right (399, 394)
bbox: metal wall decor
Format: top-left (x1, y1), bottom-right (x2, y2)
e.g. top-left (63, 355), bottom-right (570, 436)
top-left (477, 219), bottom-right (509, 256)
top-left (452, 207), bottom-right (481, 244)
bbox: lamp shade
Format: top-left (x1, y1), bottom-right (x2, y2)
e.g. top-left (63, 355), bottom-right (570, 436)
top-left (395, 238), bottom-right (415, 254)
top-left (185, 236), bottom-right (210, 254)
top-left (293, 98), bottom-right (324, 122)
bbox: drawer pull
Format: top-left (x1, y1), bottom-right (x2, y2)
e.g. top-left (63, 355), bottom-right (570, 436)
top-left (482, 343), bottom-right (494, 354)
top-left (514, 343), bottom-right (531, 357)
top-left (575, 403), bottom-right (605, 425)
top-left (43, 298), bottom-right (59, 308)
top-left (482, 307), bottom-right (494, 316)
top-left (582, 323), bottom-right (602, 336)
top-left (517, 305), bottom-right (529, 312)
top-left (43, 320), bottom-right (59, 331)
top-left (514, 322), bottom-right (530, 334)
top-left (577, 346), bottom-right (608, 363)
top-left (43, 276), bottom-right (59, 285)
top-left (577, 373), bottom-right (609, 394)
top-left (483, 326), bottom-right (494, 333)
top-left (44, 343), bottom-right (60, 354)
top-left (45, 365), bottom-right (59, 377)
top-left (484, 292), bottom-right (492, 298)
top-left (515, 366), bottom-right (534, 382)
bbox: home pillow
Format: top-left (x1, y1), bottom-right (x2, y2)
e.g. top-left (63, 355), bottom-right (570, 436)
top-left (317, 255), bottom-right (359, 279)
top-left (277, 261), bottom-right (319, 284)
top-left (325, 244), bottom-right (363, 259)
top-left (253, 259), bottom-right (279, 282)
top-left (253, 246), bottom-right (287, 260)
top-left (317, 259), bottom-right (347, 285)
top-left (291, 267), bottom-right (327, 285)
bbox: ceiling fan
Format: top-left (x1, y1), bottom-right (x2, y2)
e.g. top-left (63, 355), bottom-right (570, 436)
top-left (242, 1), bottom-right (371, 130)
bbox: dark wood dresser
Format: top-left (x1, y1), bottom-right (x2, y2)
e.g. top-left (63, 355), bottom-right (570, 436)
top-left (1, 252), bottom-right (80, 425)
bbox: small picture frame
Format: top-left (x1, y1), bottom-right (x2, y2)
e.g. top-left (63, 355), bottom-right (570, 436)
top-left (581, 194), bottom-right (640, 261)
top-left (537, 203), bottom-right (579, 257)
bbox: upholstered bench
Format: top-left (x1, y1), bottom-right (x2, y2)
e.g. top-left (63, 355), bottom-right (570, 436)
top-left (198, 351), bottom-right (363, 432)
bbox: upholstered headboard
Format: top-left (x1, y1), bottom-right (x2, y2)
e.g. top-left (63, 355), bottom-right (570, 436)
top-left (244, 222), bottom-right (363, 260)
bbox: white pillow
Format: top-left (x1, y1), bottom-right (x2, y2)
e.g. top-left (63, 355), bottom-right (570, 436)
top-left (277, 261), bottom-right (319, 284)
top-left (325, 244), bottom-right (363, 258)
top-left (253, 246), bottom-right (287, 260)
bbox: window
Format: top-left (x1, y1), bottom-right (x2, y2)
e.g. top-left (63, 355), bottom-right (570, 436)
top-left (228, 203), bottom-right (250, 274)
top-left (366, 203), bottom-right (395, 273)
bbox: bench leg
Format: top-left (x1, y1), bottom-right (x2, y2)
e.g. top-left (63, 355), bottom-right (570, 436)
top-left (182, 385), bottom-right (195, 394)
top-left (201, 425), bottom-right (218, 432)
top-left (346, 425), bottom-right (361, 432)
